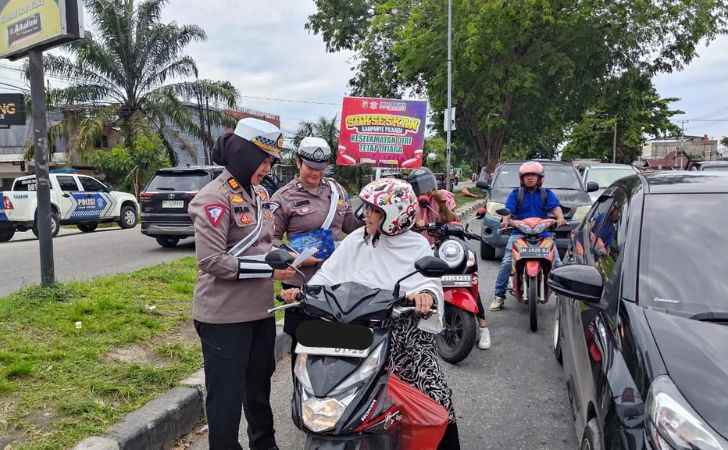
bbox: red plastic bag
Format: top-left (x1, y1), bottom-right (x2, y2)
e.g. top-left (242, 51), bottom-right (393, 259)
top-left (387, 374), bottom-right (449, 450)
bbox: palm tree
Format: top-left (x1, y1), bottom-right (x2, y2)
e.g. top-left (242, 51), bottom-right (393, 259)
top-left (294, 115), bottom-right (339, 155)
top-left (39, 0), bottom-right (238, 163)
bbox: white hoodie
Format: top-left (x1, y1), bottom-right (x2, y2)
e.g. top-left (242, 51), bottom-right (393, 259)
top-left (309, 227), bottom-right (444, 333)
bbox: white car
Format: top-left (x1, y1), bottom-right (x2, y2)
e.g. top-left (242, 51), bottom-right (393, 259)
top-left (580, 163), bottom-right (639, 202)
top-left (0, 173), bottom-right (139, 242)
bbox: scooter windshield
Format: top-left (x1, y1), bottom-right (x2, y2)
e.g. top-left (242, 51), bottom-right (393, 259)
top-left (304, 282), bottom-right (400, 324)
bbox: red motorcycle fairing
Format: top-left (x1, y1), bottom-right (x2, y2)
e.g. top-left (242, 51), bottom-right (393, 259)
top-left (443, 288), bottom-right (479, 314)
top-left (525, 260), bottom-right (541, 277)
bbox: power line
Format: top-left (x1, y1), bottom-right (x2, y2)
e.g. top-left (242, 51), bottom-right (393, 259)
top-left (239, 94), bottom-right (340, 106)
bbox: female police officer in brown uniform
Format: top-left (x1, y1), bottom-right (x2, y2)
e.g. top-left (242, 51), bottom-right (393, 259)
top-left (189, 117), bottom-right (293, 450)
top-left (270, 137), bottom-right (361, 368)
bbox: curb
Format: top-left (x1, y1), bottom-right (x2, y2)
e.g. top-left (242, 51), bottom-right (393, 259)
top-left (73, 328), bottom-right (291, 450)
top-left (455, 198), bottom-right (487, 221)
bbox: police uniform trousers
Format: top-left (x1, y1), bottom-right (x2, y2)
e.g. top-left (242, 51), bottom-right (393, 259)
top-left (195, 317), bottom-right (277, 450)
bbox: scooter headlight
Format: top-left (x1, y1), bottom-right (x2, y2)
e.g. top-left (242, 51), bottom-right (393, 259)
top-left (297, 343), bottom-right (385, 433)
top-left (301, 391), bottom-right (357, 433)
top-left (438, 239), bottom-right (466, 268)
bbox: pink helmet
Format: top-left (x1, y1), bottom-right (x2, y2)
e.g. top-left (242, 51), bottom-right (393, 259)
top-left (359, 178), bottom-right (417, 236)
top-left (519, 161), bottom-right (544, 186)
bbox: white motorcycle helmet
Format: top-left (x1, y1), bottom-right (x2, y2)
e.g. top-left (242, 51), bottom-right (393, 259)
top-left (359, 178), bottom-right (418, 236)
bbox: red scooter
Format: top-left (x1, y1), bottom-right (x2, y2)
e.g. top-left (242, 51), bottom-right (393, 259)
top-left (425, 222), bottom-right (484, 364)
top-left (497, 208), bottom-right (557, 332)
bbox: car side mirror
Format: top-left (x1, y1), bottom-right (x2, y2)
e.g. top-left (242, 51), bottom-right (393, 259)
top-left (586, 181), bottom-right (600, 193)
top-left (414, 256), bottom-right (450, 278)
top-left (476, 181), bottom-right (490, 190)
top-left (265, 249), bottom-right (294, 270)
top-left (548, 265), bottom-right (603, 303)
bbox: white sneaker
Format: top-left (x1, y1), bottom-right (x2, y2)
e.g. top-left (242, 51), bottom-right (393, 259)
top-left (478, 327), bottom-right (491, 349)
top-left (488, 296), bottom-right (505, 311)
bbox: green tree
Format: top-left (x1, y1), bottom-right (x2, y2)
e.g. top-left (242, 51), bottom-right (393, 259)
top-left (293, 115), bottom-right (339, 154)
top-left (308, 0), bottom-right (728, 170)
top-left (87, 132), bottom-right (169, 195)
top-left (562, 72), bottom-right (682, 163)
top-left (39, 0), bottom-right (238, 164)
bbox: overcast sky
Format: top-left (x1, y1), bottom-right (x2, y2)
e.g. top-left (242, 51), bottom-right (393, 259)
top-left (1, 0), bottom-right (726, 141)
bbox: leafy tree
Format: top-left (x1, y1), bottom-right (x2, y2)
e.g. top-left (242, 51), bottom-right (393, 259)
top-left (562, 71), bottom-right (682, 163)
top-left (38, 0), bottom-right (238, 164)
top-left (308, 0), bottom-right (728, 170)
top-left (293, 115), bottom-right (339, 154)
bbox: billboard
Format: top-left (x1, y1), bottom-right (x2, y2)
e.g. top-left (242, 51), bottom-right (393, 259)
top-left (337, 96), bottom-right (427, 169)
top-left (0, 93), bottom-right (25, 126)
top-left (0, 0), bottom-right (82, 60)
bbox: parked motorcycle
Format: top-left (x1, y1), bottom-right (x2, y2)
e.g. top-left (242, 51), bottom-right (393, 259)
top-left (496, 208), bottom-right (557, 332)
top-left (424, 222), bottom-right (484, 364)
top-left (265, 250), bottom-right (451, 449)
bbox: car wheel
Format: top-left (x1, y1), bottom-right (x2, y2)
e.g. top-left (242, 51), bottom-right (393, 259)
top-left (156, 237), bottom-right (179, 248)
top-left (581, 418), bottom-right (604, 450)
top-left (32, 210), bottom-right (60, 238)
top-left (553, 298), bottom-right (563, 365)
top-left (0, 226), bottom-right (15, 242)
top-left (77, 223), bottom-right (98, 233)
top-left (119, 204), bottom-right (138, 229)
top-left (480, 241), bottom-right (497, 260)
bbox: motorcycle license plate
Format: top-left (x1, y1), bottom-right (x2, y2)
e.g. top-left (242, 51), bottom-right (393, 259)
top-left (520, 247), bottom-right (550, 259)
top-left (295, 320), bottom-right (373, 358)
top-left (441, 275), bottom-right (472, 287)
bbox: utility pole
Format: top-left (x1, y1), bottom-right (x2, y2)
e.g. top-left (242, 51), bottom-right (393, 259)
top-left (612, 119), bottom-right (617, 163)
top-left (445, 0), bottom-right (453, 191)
top-left (28, 49), bottom-right (55, 286)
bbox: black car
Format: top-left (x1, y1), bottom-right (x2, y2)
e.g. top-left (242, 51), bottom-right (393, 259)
top-left (140, 166), bottom-right (223, 248)
top-left (550, 172), bottom-right (728, 449)
top-left (476, 161), bottom-right (596, 259)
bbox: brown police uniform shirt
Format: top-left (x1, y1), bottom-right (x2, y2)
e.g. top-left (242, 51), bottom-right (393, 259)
top-left (189, 168), bottom-right (277, 324)
top-left (270, 177), bottom-right (361, 282)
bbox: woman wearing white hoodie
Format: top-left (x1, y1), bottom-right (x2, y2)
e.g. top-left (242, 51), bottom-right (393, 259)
top-left (281, 177), bottom-right (460, 450)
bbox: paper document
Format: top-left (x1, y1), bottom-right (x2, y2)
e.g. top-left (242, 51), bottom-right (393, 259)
top-left (291, 247), bottom-right (318, 269)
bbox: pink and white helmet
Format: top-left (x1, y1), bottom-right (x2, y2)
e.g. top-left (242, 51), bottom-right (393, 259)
top-left (359, 178), bottom-right (417, 236)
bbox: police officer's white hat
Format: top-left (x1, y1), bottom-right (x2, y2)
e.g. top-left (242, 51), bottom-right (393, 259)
top-left (297, 137), bottom-right (331, 170)
top-left (234, 117), bottom-right (283, 158)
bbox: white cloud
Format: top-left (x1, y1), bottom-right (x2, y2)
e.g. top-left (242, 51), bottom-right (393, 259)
top-left (160, 0), bottom-right (354, 135)
top-left (654, 35), bottom-right (728, 140)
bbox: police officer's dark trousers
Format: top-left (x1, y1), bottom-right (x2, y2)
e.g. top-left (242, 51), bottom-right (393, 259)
top-left (195, 318), bottom-right (277, 450)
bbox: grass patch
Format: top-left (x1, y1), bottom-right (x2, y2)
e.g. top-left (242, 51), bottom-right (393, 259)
top-left (0, 257), bottom-right (202, 449)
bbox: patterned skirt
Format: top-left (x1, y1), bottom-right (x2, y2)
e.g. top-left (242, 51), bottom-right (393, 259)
top-left (386, 315), bottom-right (456, 423)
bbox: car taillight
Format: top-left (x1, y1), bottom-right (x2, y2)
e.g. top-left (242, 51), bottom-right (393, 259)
top-left (140, 192), bottom-right (152, 203)
top-left (2, 196), bottom-right (13, 210)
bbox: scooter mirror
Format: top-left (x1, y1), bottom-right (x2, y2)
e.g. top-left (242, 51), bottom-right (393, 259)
top-left (265, 249), bottom-right (294, 270)
top-left (495, 208), bottom-right (511, 217)
top-left (415, 256), bottom-right (451, 278)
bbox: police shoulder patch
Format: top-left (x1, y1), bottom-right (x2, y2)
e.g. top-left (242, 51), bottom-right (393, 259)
top-left (204, 203), bottom-right (227, 227)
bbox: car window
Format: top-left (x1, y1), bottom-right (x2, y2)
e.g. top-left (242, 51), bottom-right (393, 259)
top-left (57, 176), bottom-right (79, 192)
top-left (586, 187), bottom-right (627, 279)
top-left (79, 176), bottom-right (107, 192)
top-left (639, 193), bottom-right (728, 317)
top-left (146, 172), bottom-right (213, 191)
top-left (586, 167), bottom-right (637, 188)
top-left (13, 178), bottom-right (36, 191)
top-left (493, 164), bottom-right (582, 190)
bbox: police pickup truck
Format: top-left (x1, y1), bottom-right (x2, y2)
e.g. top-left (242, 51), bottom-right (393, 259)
top-left (0, 174), bottom-right (139, 242)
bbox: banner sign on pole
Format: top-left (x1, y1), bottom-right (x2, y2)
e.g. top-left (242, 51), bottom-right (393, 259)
top-left (337, 96), bottom-right (427, 169)
top-left (0, 0), bottom-right (83, 60)
top-left (0, 92), bottom-right (25, 126)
